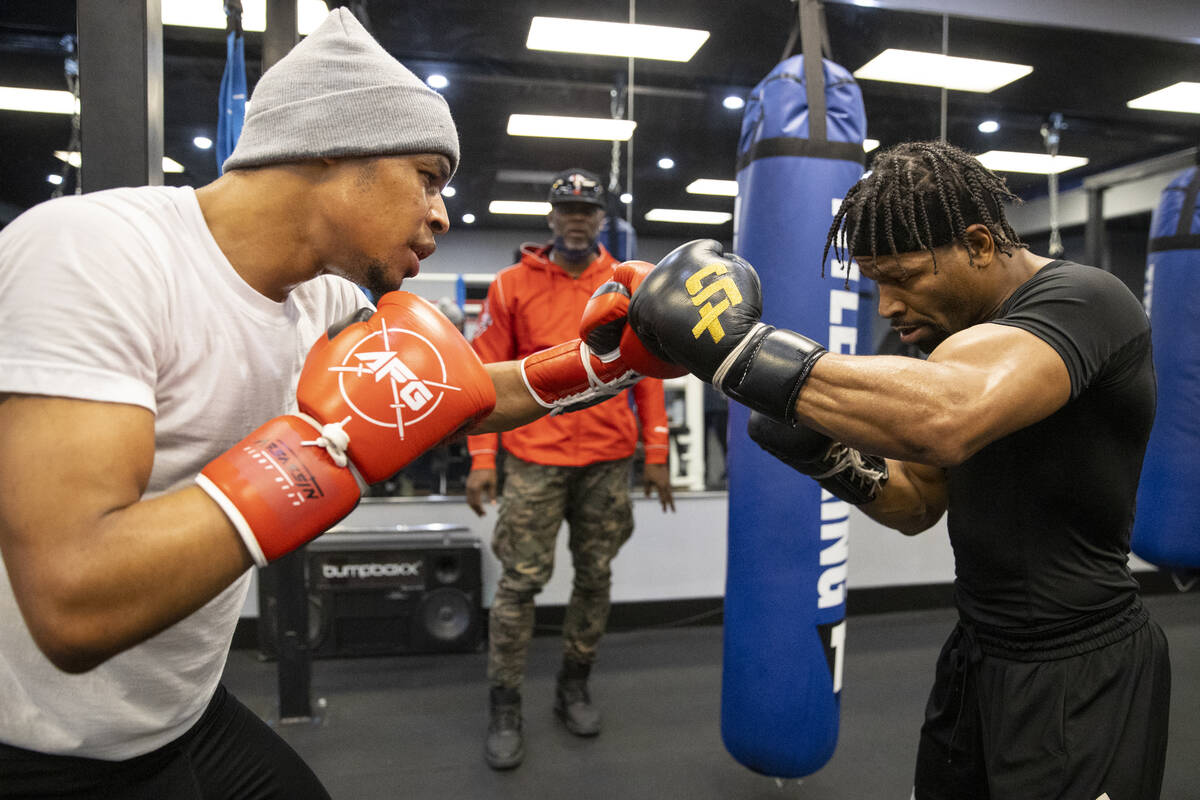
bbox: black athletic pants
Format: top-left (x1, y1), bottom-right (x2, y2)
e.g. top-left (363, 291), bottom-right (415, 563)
top-left (0, 684), bottom-right (330, 800)
top-left (914, 597), bottom-right (1171, 800)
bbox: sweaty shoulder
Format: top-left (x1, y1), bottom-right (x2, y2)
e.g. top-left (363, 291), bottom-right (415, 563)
top-left (992, 260), bottom-right (1149, 398)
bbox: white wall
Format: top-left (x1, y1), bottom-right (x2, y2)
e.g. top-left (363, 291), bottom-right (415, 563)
top-left (1007, 171), bottom-right (1176, 237)
top-left (240, 492), bottom-right (958, 617)
top-left (240, 491), bottom-right (1165, 617)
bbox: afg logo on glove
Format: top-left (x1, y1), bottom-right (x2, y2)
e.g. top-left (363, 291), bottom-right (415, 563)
top-left (685, 263), bottom-right (744, 343)
top-left (326, 324), bottom-right (464, 438)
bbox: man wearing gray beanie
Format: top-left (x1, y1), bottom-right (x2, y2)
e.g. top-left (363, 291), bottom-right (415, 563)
top-left (0, 7), bottom-right (654, 798)
top-left (223, 7), bottom-right (458, 174)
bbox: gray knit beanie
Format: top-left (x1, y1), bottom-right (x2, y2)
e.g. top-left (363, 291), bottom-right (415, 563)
top-left (222, 8), bottom-right (459, 174)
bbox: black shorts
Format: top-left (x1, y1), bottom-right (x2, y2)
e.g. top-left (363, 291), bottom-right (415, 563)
top-left (0, 684), bottom-right (330, 800)
top-left (913, 596), bottom-right (1171, 800)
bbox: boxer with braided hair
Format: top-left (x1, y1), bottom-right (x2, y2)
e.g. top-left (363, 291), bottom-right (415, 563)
top-left (627, 140), bottom-right (1170, 798)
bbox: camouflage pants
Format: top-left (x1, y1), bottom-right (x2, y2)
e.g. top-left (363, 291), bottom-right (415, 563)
top-left (487, 456), bottom-right (634, 689)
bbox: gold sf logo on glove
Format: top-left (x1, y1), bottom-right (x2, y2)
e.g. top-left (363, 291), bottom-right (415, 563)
top-left (685, 263), bottom-right (744, 343)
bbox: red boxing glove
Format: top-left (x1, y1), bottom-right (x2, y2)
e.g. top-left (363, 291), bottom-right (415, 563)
top-left (520, 338), bottom-right (635, 414)
top-left (583, 261), bottom-right (688, 379)
top-left (198, 292), bottom-right (496, 565)
top-left (520, 261), bottom-right (687, 413)
top-left (296, 292), bottom-right (496, 483)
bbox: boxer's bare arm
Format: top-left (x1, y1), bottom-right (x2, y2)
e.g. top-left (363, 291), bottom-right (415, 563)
top-left (469, 361), bottom-right (550, 434)
top-left (796, 323), bottom-right (1071, 466)
top-left (0, 359), bottom-right (586, 672)
top-left (0, 394), bottom-right (253, 673)
top-left (861, 459), bottom-right (949, 535)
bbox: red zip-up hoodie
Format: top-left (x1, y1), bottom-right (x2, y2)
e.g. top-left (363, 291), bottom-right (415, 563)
top-left (467, 242), bottom-right (669, 470)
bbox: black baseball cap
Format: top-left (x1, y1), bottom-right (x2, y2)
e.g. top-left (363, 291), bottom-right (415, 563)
top-left (547, 168), bottom-right (606, 208)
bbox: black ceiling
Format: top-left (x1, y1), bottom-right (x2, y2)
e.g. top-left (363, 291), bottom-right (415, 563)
top-left (2, 1), bottom-right (1199, 240)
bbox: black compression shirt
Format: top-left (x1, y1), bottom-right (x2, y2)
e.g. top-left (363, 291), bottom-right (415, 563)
top-left (947, 260), bottom-right (1156, 629)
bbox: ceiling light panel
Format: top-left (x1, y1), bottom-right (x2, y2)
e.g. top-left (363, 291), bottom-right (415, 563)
top-left (526, 17), bottom-right (709, 62)
top-left (161, 0), bottom-right (328, 34)
top-left (975, 151), bottom-right (1088, 175)
top-left (489, 200), bottom-right (552, 216)
top-left (644, 209), bottom-right (732, 224)
top-left (0, 87), bottom-right (76, 114)
top-left (854, 49), bottom-right (1032, 93)
top-left (55, 150), bottom-right (185, 173)
top-left (507, 114), bottom-right (636, 141)
top-left (1127, 82), bottom-right (1200, 114)
top-left (687, 179), bottom-right (738, 197)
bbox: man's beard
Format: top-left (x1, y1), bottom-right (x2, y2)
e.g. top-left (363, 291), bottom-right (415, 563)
top-left (362, 260), bottom-right (395, 301)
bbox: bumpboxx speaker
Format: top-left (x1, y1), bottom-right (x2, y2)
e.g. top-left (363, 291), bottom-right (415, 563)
top-left (258, 527), bottom-right (483, 658)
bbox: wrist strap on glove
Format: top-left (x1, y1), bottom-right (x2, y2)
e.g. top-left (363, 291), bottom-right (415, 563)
top-left (197, 414), bottom-right (365, 566)
top-left (712, 323), bottom-right (826, 423)
top-left (521, 339), bottom-right (639, 415)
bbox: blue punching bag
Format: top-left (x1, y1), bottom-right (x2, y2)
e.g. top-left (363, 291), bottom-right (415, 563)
top-left (1133, 166), bottom-right (1200, 569)
top-left (722, 54), bottom-right (867, 777)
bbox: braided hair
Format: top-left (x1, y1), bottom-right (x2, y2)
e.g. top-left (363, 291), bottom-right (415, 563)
top-left (822, 140), bottom-right (1026, 275)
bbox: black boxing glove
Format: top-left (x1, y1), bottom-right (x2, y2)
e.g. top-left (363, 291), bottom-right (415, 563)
top-left (627, 239), bottom-right (825, 422)
top-left (747, 411), bottom-right (888, 506)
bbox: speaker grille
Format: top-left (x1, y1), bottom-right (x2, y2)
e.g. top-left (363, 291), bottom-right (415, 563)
top-left (419, 586), bottom-right (474, 643)
top-left (258, 535), bottom-right (483, 658)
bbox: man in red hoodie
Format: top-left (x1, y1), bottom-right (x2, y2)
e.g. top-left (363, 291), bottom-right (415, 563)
top-left (466, 168), bottom-right (675, 769)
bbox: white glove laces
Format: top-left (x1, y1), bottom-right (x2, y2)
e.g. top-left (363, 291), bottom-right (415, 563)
top-left (579, 341), bottom-right (604, 386)
top-left (547, 342), bottom-right (638, 416)
top-left (298, 413), bottom-right (352, 468)
top-left (812, 442), bottom-right (887, 483)
top-left (581, 341), bottom-right (637, 389)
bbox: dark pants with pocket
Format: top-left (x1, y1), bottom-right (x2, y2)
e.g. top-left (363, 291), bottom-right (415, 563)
top-left (914, 596), bottom-right (1171, 800)
top-left (0, 684), bottom-right (330, 800)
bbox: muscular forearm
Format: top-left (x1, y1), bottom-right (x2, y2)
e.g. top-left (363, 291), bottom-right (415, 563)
top-left (859, 458), bottom-right (948, 535)
top-left (8, 488), bottom-right (253, 673)
top-left (795, 353), bottom-right (977, 466)
top-left (794, 325), bottom-right (1071, 468)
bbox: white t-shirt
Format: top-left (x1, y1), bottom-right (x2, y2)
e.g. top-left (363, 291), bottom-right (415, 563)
top-left (0, 186), bottom-right (366, 759)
